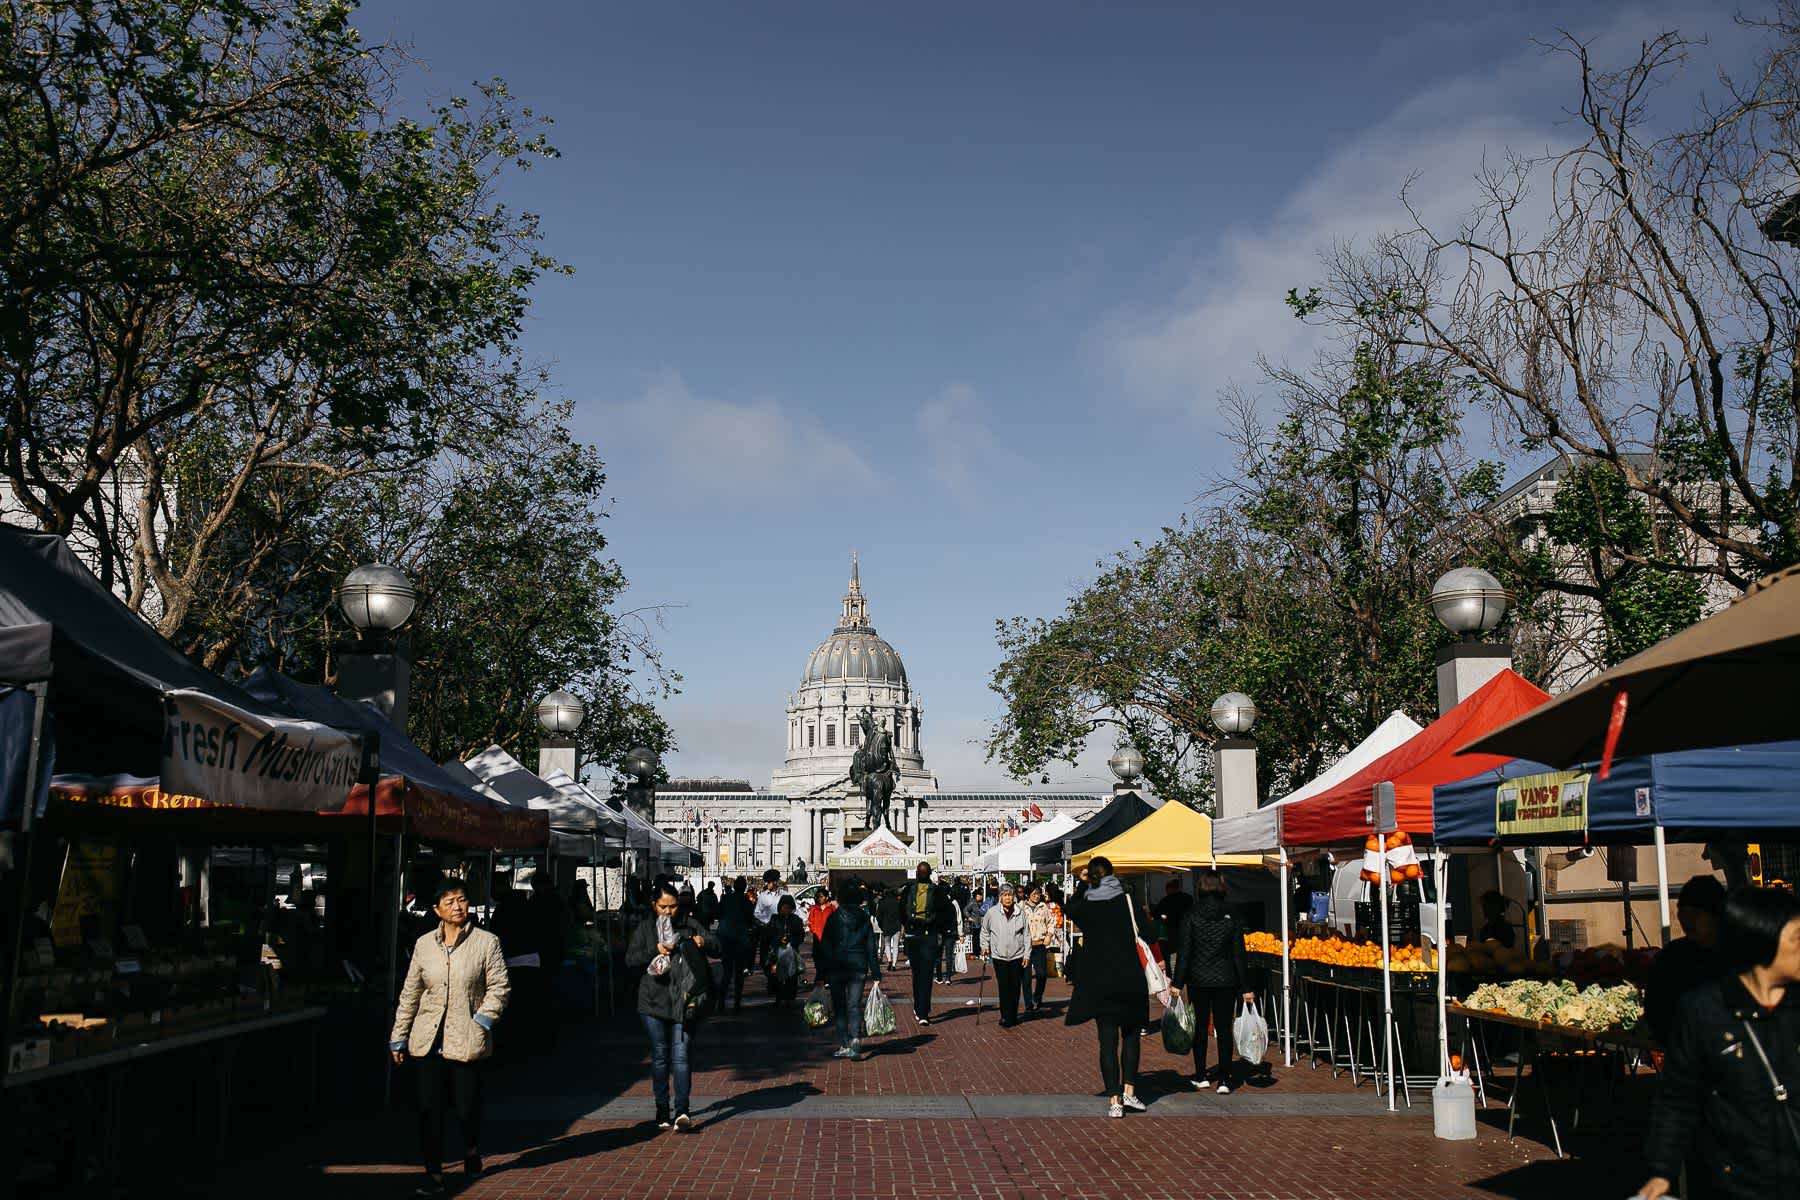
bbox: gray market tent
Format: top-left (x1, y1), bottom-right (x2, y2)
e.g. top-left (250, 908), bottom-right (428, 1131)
top-left (456, 746), bottom-right (640, 859)
top-left (1030, 790), bottom-right (1158, 867)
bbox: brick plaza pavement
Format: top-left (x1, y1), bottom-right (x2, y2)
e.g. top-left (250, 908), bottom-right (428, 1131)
top-left (191, 967), bottom-right (1646, 1199)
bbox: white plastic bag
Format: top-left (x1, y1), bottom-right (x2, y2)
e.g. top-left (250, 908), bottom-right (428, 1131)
top-left (952, 938), bottom-right (969, 975)
top-left (775, 945), bottom-right (801, 982)
top-left (1233, 999), bottom-right (1270, 1065)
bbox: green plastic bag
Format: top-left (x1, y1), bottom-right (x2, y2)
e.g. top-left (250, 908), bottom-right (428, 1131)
top-left (1161, 994), bottom-right (1196, 1055)
top-left (802, 984), bottom-right (831, 1028)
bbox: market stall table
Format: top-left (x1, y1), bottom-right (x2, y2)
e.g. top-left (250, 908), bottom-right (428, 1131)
top-left (5, 1005), bottom-right (328, 1184)
top-left (1446, 1001), bottom-right (1658, 1159)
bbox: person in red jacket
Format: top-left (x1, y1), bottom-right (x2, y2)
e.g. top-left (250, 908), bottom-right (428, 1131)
top-left (806, 888), bottom-right (837, 988)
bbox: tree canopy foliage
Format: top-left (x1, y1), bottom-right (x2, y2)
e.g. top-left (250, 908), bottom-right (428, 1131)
top-left (1, 0), bottom-right (672, 772)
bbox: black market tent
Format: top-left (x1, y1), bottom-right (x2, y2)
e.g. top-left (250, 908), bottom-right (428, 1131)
top-left (242, 669), bottom-right (489, 806)
top-left (1030, 790), bottom-right (1158, 867)
top-left (0, 623), bottom-right (53, 825)
top-left (0, 526), bottom-right (285, 778)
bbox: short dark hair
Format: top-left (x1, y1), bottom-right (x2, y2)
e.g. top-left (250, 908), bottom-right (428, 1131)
top-left (777, 894), bottom-right (796, 912)
top-left (652, 880), bottom-right (682, 904)
top-left (1087, 856), bottom-right (1113, 879)
top-left (1721, 886), bottom-right (1800, 970)
top-left (1195, 869), bottom-right (1228, 898)
top-left (430, 876), bottom-right (467, 906)
top-left (840, 882), bottom-right (866, 908)
top-left (1678, 875), bottom-right (1726, 913)
top-left (763, 868), bottom-right (781, 883)
top-left (916, 862), bottom-right (933, 879)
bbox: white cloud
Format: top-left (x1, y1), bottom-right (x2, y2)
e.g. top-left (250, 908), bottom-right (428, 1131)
top-left (1095, 4), bottom-right (1746, 428)
top-left (917, 381), bottom-right (1028, 503)
top-left (591, 370), bottom-right (877, 500)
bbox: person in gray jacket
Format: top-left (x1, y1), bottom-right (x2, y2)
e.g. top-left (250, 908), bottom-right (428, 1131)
top-left (981, 885), bottom-right (1031, 1028)
top-left (626, 880), bottom-right (719, 1131)
top-left (390, 876), bottom-right (511, 1197)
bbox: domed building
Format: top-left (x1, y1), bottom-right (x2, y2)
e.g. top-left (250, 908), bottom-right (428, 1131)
top-left (769, 553), bottom-right (936, 797)
top-left (650, 554), bottom-right (1108, 879)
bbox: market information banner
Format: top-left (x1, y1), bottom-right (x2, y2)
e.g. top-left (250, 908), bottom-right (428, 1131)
top-left (1496, 769), bottom-right (1591, 838)
top-left (162, 688), bottom-right (364, 812)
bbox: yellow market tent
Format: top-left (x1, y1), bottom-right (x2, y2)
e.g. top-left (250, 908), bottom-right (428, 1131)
top-left (1069, 800), bottom-right (1264, 873)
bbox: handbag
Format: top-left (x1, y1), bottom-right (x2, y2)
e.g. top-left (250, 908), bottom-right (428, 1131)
top-left (1125, 896), bottom-right (1172, 1002)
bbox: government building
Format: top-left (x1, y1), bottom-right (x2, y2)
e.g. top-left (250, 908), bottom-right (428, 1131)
top-left (653, 556), bottom-right (1105, 877)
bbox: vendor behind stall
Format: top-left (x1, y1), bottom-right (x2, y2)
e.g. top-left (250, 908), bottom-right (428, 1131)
top-left (1645, 875), bottom-right (1727, 1045)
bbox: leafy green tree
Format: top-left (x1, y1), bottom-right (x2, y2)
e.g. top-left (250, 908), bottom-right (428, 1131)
top-left (989, 333), bottom-right (1517, 809)
top-left (1540, 461), bottom-right (1706, 665)
top-left (0, 1), bottom-right (565, 642)
top-left (200, 400), bottom-right (677, 778)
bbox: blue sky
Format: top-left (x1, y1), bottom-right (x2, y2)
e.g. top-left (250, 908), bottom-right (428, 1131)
top-left (350, 1), bottom-right (1756, 788)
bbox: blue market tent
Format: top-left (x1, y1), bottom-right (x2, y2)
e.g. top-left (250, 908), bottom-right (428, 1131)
top-left (1432, 741), bottom-right (1800, 846)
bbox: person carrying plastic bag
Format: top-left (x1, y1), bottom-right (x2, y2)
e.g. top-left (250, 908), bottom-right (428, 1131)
top-left (1161, 992), bottom-right (1196, 1054)
top-left (1233, 998), bottom-right (1270, 1066)
top-left (1172, 869), bottom-right (1255, 1094)
top-left (819, 881), bottom-right (882, 1058)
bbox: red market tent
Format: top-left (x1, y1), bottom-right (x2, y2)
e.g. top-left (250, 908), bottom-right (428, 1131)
top-left (1279, 669), bottom-right (1549, 847)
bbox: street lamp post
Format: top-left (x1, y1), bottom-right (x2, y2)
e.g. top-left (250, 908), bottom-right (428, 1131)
top-left (1428, 567), bottom-right (1513, 717)
top-left (537, 688), bottom-right (586, 779)
top-left (334, 562), bottom-right (418, 727)
top-left (1106, 743), bottom-right (1145, 794)
top-left (1210, 692), bottom-right (1259, 821)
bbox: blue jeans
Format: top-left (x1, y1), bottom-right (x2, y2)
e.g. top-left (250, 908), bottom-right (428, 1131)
top-left (829, 973), bottom-right (868, 1046)
top-left (640, 1014), bottom-right (691, 1115)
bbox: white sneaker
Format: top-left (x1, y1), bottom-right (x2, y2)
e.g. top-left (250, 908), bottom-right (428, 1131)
top-left (1107, 1101), bottom-right (1124, 1118)
top-left (1216, 1083), bottom-right (1232, 1095)
top-left (832, 1045), bottom-right (855, 1059)
top-left (1189, 1077), bottom-right (1212, 1090)
top-left (1121, 1093), bottom-right (1146, 1112)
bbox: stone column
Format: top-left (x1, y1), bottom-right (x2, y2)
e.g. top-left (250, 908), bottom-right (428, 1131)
top-left (538, 738), bottom-right (577, 780)
top-left (1215, 739), bottom-right (1259, 820)
top-left (1435, 644), bottom-right (1512, 716)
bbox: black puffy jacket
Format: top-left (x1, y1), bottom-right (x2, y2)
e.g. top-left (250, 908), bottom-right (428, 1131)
top-left (1174, 895), bottom-right (1248, 991)
top-left (820, 904), bottom-right (882, 980)
top-left (1644, 974), bottom-right (1800, 1199)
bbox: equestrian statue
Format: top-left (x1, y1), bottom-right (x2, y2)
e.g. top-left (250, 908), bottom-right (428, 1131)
top-left (849, 706), bottom-right (899, 832)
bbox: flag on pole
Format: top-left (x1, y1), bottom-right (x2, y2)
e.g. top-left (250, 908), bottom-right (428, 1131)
top-left (1029, 802), bottom-right (1043, 821)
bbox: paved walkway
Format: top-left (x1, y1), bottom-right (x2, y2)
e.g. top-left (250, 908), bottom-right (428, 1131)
top-left (194, 967), bottom-right (1646, 1199)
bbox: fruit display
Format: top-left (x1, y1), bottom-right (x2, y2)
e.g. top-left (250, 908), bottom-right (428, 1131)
top-left (1463, 978), bottom-right (1644, 1032)
top-left (1244, 931), bottom-right (1438, 973)
top-left (1361, 831), bottom-right (1424, 886)
top-left (1443, 939), bottom-right (1552, 979)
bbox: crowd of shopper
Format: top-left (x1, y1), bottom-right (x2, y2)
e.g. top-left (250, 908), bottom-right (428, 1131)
top-left (387, 856), bottom-right (1800, 1198)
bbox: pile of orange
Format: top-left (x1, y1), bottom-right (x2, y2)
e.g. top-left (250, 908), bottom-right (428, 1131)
top-left (1241, 932), bottom-right (1436, 973)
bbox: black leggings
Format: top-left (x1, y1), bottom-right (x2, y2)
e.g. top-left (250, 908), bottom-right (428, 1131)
top-left (720, 942), bottom-right (750, 1008)
top-left (1094, 1015), bottom-right (1141, 1098)
top-left (415, 1053), bottom-right (483, 1176)
top-left (1189, 985), bottom-right (1237, 1082)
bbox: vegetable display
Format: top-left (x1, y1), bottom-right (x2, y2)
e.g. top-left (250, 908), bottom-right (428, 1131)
top-left (1462, 979), bottom-right (1644, 1032)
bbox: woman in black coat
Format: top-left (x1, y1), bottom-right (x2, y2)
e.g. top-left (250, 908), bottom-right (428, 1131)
top-left (762, 894), bottom-right (807, 1006)
top-left (625, 881), bottom-right (719, 1131)
top-left (1064, 856), bottom-right (1149, 1117)
top-left (1638, 886), bottom-right (1800, 1200)
top-left (1174, 869), bottom-right (1256, 1093)
top-left (820, 882), bottom-right (883, 1058)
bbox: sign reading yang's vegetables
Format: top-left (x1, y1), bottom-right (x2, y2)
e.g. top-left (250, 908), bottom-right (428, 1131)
top-left (1495, 769), bottom-right (1590, 838)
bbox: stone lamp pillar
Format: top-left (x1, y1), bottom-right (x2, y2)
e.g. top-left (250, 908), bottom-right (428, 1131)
top-left (536, 688), bottom-right (585, 778)
top-left (1211, 693), bottom-right (1259, 820)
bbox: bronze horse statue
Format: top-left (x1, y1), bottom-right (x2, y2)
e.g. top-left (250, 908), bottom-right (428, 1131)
top-left (849, 707), bottom-right (898, 831)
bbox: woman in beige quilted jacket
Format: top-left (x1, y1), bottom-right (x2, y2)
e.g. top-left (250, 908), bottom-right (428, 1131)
top-left (389, 876), bottom-right (511, 1197)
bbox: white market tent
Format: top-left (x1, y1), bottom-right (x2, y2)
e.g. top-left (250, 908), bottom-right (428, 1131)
top-left (459, 745), bottom-right (625, 840)
top-left (1206, 709), bottom-right (1423, 1070)
top-left (971, 813), bottom-right (1083, 873)
top-left (1211, 710), bottom-right (1424, 855)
